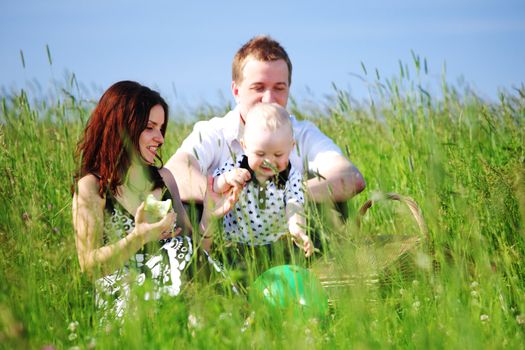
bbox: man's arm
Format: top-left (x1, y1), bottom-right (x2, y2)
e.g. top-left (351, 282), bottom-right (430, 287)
top-left (306, 153), bottom-right (365, 202)
top-left (164, 151), bottom-right (207, 203)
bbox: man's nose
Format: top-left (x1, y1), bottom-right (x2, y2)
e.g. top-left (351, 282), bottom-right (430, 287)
top-left (261, 90), bottom-right (276, 103)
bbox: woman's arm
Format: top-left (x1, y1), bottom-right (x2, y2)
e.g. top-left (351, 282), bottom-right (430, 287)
top-left (73, 175), bottom-right (176, 278)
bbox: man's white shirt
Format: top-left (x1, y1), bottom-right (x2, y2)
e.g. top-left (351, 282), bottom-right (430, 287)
top-left (177, 105), bottom-right (343, 177)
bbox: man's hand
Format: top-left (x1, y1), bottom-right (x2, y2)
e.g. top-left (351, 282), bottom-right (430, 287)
top-left (205, 176), bottom-right (238, 219)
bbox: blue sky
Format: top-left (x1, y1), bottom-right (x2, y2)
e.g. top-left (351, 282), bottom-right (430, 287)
top-left (1, 0), bottom-right (524, 111)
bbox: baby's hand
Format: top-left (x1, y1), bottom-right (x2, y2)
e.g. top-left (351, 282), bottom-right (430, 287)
top-left (224, 168), bottom-right (251, 191)
top-left (291, 232), bottom-right (314, 258)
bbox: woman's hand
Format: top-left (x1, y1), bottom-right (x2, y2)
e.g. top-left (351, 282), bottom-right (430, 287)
top-left (133, 202), bottom-right (178, 244)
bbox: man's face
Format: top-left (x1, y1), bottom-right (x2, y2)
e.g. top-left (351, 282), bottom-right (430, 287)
top-left (232, 58), bottom-right (290, 120)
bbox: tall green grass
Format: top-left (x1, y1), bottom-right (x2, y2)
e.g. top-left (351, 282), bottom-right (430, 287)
top-left (1, 63), bottom-right (524, 349)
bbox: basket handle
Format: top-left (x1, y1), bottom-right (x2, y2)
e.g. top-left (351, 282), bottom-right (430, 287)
top-left (356, 192), bottom-right (428, 240)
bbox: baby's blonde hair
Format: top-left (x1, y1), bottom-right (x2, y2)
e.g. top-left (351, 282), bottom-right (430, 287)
top-left (244, 103), bottom-right (293, 136)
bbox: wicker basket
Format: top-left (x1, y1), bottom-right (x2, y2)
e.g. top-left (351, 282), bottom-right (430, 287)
top-left (310, 192), bottom-right (428, 298)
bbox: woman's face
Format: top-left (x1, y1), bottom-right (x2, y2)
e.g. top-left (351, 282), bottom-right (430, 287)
top-left (138, 104), bottom-right (165, 164)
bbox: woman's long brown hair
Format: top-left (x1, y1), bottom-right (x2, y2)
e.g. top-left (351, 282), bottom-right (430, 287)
top-left (75, 80), bottom-right (169, 197)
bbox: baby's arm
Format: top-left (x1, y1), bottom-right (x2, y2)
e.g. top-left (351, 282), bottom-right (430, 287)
top-left (213, 168), bottom-right (251, 193)
top-left (286, 202), bottom-right (313, 258)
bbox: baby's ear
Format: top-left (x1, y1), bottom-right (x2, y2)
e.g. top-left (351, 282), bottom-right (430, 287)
top-left (240, 138), bottom-right (246, 148)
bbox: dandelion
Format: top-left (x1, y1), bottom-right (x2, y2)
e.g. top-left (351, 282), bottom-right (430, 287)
top-left (414, 252), bottom-right (432, 270)
top-left (516, 314), bottom-right (525, 325)
top-left (104, 324), bottom-right (112, 335)
top-left (187, 313), bottom-right (203, 335)
top-left (67, 321), bottom-right (79, 332)
top-left (308, 317), bottom-right (319, 327)
top-left (304, 328), bottom-right (314, 345)
top-left (219, 312), bottom-right (232, 321)
top-left (86, 337), bottom-right (96, 349)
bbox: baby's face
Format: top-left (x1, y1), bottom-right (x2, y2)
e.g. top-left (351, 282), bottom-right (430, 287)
top-left (242, 126), bottom-right (294, 181)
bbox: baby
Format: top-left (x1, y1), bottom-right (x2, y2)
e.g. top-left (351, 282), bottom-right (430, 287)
top-left (211, 102), bottom-right (313, 257)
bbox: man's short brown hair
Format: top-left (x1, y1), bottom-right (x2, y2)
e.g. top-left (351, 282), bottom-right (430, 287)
top-left (232, 35), bottom-right (292, 85)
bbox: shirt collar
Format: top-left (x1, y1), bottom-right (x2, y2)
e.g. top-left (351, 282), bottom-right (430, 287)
top-left (223, 105), bottom-right (243, 145)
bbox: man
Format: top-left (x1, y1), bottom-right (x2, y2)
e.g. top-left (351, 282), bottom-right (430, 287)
top-left (165, 35), bottom-right (365, 211)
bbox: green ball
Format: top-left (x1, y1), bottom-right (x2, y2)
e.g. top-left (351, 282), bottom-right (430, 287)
top-left (250, 265), bottom-right (329, 319)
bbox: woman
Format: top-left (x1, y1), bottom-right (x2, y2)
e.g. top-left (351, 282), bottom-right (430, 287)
top-left (73, 81), bottom-right (194, 316)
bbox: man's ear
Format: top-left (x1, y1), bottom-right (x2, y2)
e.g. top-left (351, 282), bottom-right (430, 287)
top-left (231, 81), bottom-right (240, 103)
